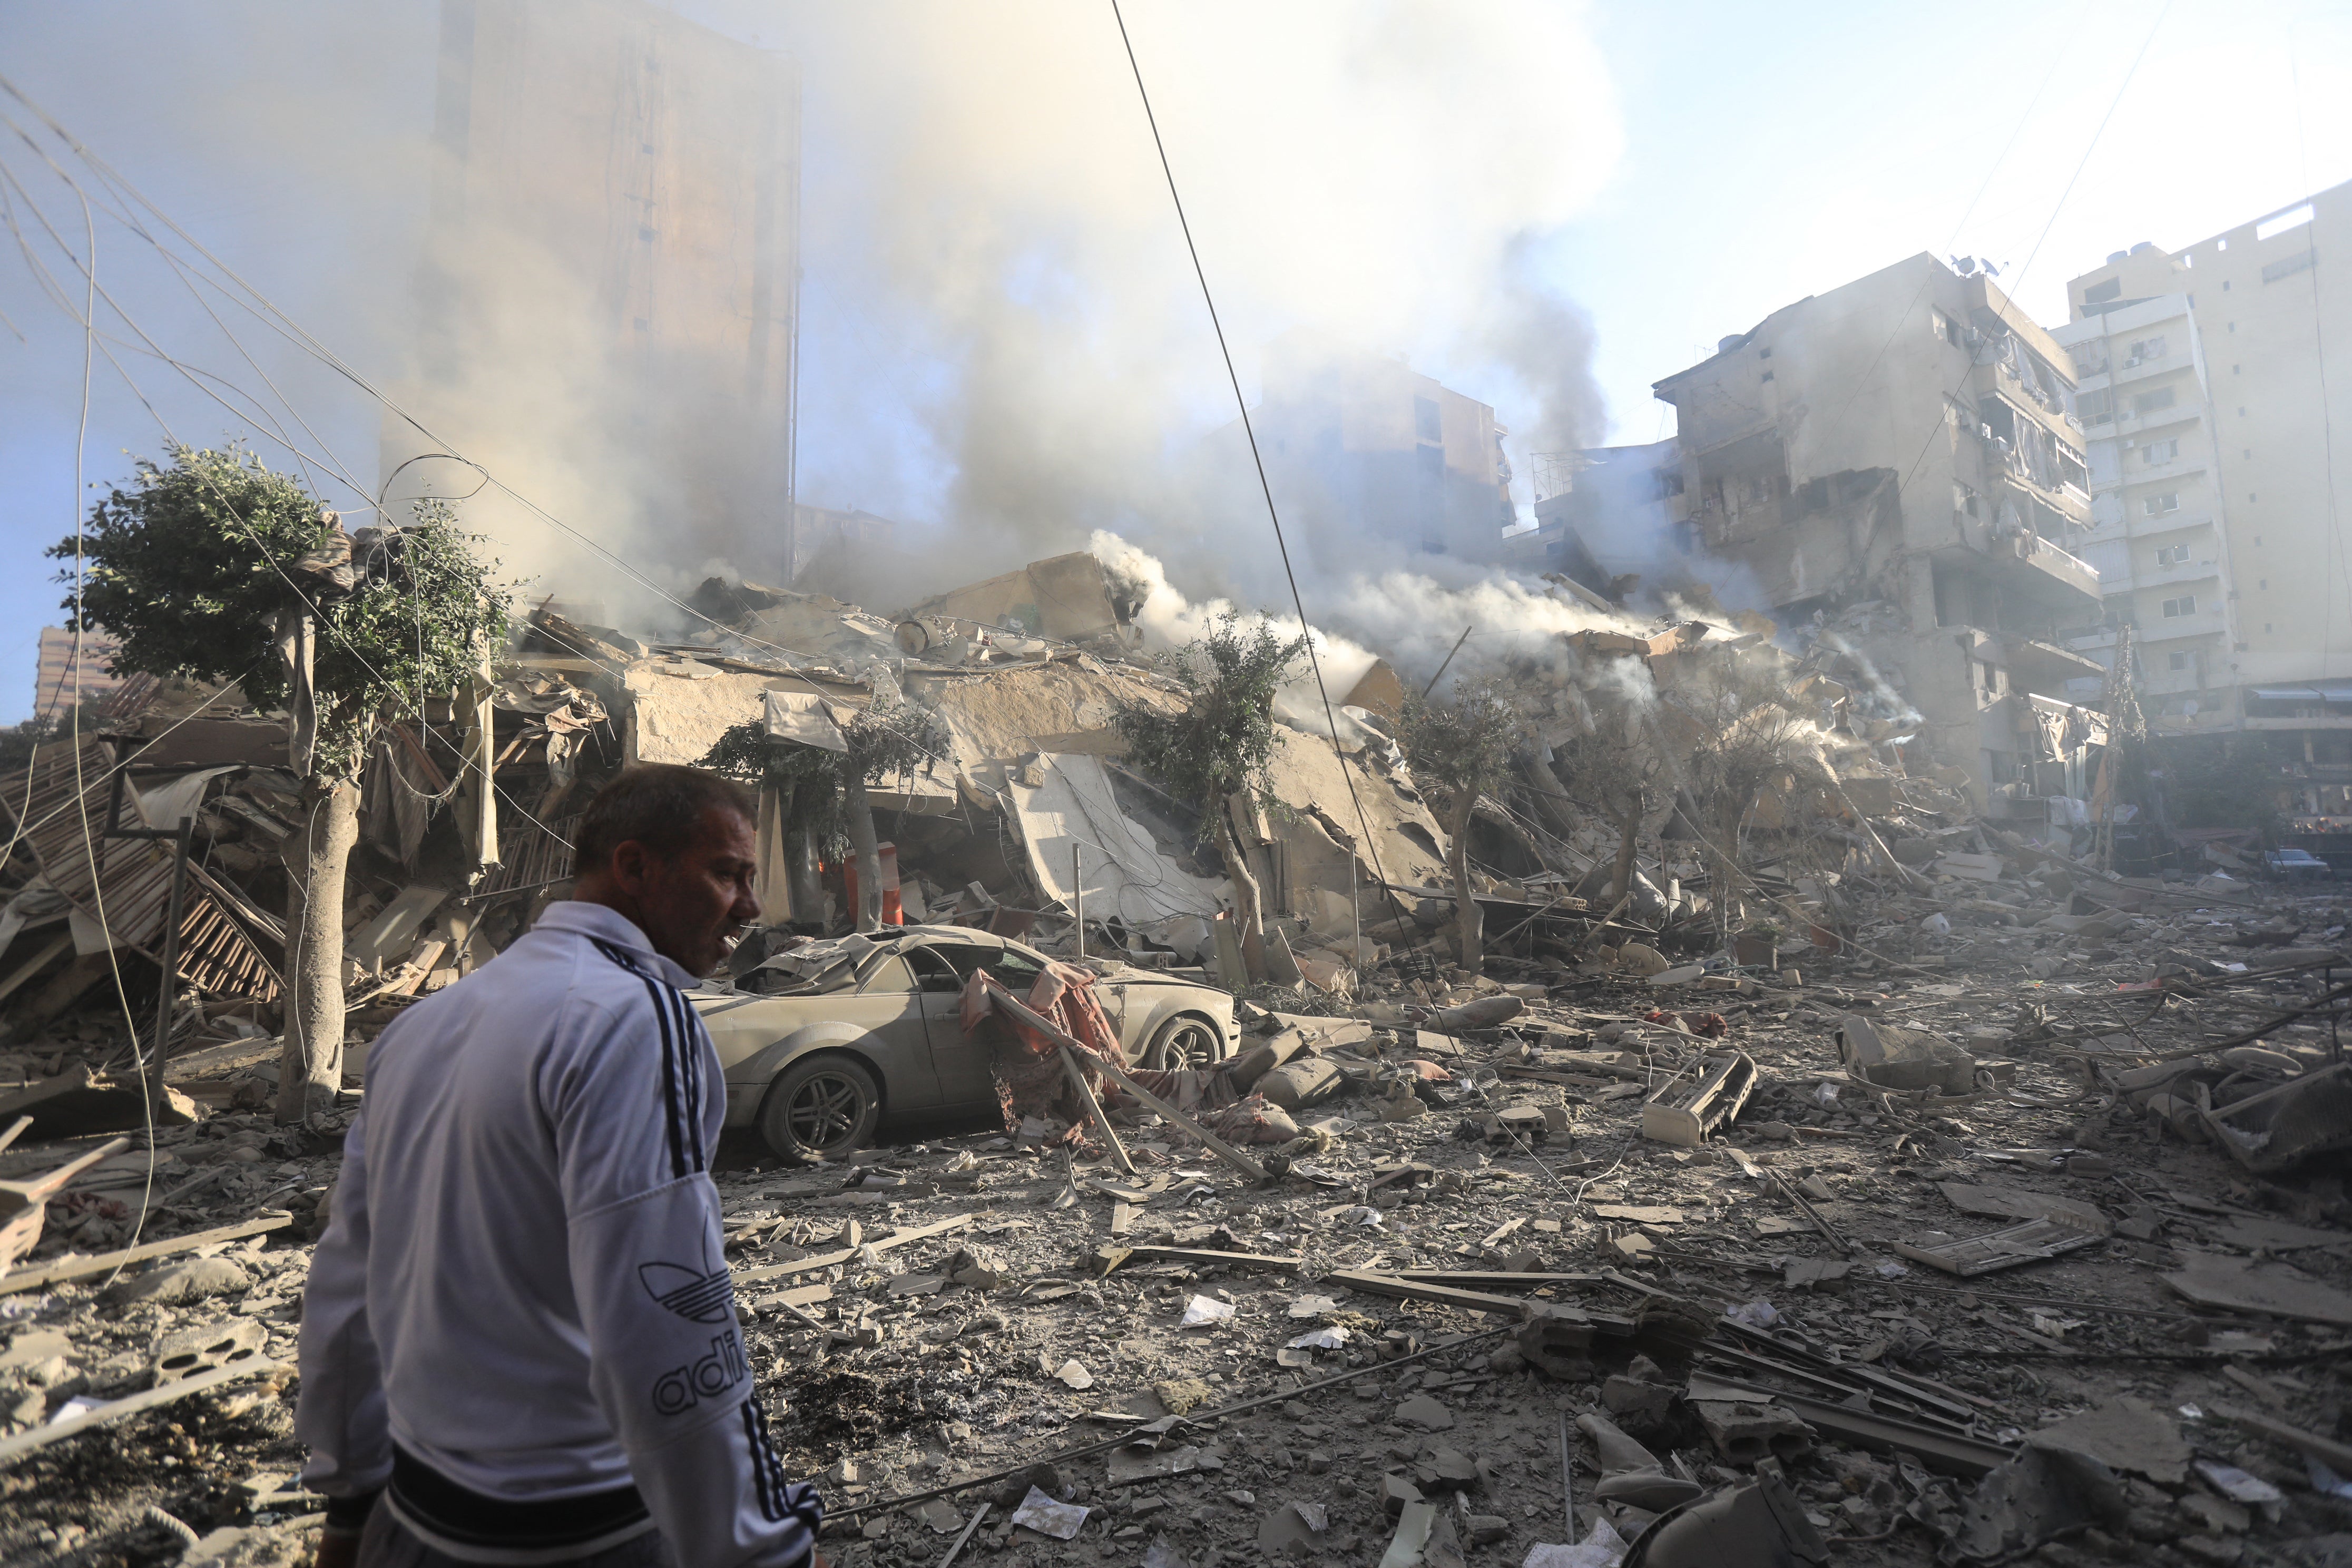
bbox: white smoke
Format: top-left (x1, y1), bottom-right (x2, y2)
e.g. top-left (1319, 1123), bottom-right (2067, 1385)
top-left (760, 0), bottom-right (1625, 605)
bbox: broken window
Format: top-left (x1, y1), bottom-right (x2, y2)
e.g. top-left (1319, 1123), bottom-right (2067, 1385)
top-left (2103, 596), bottom-right (2138, 629)
top-left (1414, 396), bottom-right (1442, 443)
top-left (2125, 336), bottom-right (2167, 362)
top-left (1953, 481), bottom-right (1981, 518)
top-left (2143, 437), bottom-right (2179, 463)
top-left (2070, 342), bottom-right (2110, 378)
top-left (2143, 493), bottom-right (2181, 516)
top-left (2154, 543), bottom-right (2189, 566)
top-left (1930, 307), bottom-right (1961, 346)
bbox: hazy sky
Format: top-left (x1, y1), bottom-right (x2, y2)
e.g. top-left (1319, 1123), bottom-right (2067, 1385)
top-left (1, 0), bottom-right (2347, 723)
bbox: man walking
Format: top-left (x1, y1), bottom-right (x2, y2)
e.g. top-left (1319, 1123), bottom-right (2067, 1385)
top-left (298, 765), bottom-right (826, 1567)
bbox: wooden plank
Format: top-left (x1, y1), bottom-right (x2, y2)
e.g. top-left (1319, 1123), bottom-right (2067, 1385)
top-left (0, 1211), bottom-right (294, 1297)
top-left (1392, 1270), bottom-right (1606, 1291)
top-left (731, 1212), bottom-right (976, 1287)
top-left (1058, 1045), bottom-right (1136, 1179)
top-left (1479, 1217), bottom-right (1527, 1249)
top-left (0, 1356), bottom-right (278, 1465)
top-left (1118, 1246), bottom-right (1300, 1271)
top-left (1325, 1269), bottom-right (1539, 1315)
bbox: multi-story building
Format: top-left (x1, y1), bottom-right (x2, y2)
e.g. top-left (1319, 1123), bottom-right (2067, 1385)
top-left (2063, 180), bottom-right (2352, 827)
top-left (32, 625), bottom-right (127, 723)
top-left (385, 0), bottom-right (801, 572)
top-left (1650, 253), bottom-right (2105, 805)
top-left (1244, 336), bottom-right (1518, 571)
top-left (2050, 299), bottom-right (2241, 732)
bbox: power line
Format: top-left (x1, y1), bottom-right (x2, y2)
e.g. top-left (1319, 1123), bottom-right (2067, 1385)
top-left (1894, 0), bottom-right (2173, 504)
top-left (1105, 0), bottom-right (1399, 916)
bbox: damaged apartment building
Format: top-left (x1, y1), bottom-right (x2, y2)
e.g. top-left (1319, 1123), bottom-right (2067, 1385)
top-left (1533, 254), bottom-right (2109, 812)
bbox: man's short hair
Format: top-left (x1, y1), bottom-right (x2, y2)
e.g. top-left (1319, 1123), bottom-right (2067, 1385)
top-left (573, 765), bottom-right (757, 873)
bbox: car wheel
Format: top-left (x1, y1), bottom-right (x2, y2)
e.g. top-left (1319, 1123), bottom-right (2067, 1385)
top-left (759, 1055), bottom-right (881, 1163)
top-left (1142, 1013), bottom-right (1224, 1071)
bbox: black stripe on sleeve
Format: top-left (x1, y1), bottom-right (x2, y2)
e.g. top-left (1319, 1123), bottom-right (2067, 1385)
top-left (742, 1400), bottom-right (786, 1522)
top-left (590, 937), bottom-right (692, 1179)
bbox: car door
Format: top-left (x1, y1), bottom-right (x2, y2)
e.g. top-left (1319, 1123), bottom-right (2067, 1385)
top-left (844, 954), bottom-right (946, 1111)
top-left (906, 939), bottom-right (1002, 1110)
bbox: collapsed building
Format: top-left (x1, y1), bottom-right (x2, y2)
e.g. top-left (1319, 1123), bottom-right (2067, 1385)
top-left (1525, 256), bottom-right (2115, 834)
top-left (5, 517), bottom-right (2352, 1568)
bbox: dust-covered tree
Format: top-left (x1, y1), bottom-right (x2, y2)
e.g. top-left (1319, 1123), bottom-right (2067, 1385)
top-left (702, 693), bottom-right (950, 932)
top-left (1399, 678), bottom-right (1521, 975)
top-left (1113, 614), bottom-right (1305, 985)
top-left (1551, 708), bottom-right (1667, 914)
top-left (58, 444), bottom-right (508, 1121)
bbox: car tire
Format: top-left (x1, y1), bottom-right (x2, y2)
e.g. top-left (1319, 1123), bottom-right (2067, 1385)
top-left (1141, 1012), bottom-right (1224, 1071)
top-left (759, 1055), bottom-right (881, 1163)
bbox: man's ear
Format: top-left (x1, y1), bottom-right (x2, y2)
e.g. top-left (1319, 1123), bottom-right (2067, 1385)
top-left (606, 839), bottom-right (651, 895)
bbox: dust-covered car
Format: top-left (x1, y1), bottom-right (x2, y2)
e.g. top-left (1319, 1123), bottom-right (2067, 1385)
top-left (690, 925), bottom-right (1234, 1160)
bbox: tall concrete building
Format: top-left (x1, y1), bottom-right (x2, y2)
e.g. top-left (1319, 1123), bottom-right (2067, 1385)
top-left (387, 0), bottom-right (801, 570)
top-left (1244, 337), bottom-right (1518, 570)
top-left (2050, 299), bottom-right (2243, 733)
top-left (31, 626), bottom-right (126, 722)
top-left (1651, 253), bottom-right (2105, 804)
top-left (2063, 180), bottom-right (2352, 822)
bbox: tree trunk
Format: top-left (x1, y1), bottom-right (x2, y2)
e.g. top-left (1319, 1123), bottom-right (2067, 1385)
top-left (844, 775), bottom-right (882, 934)
top-left (781, 779), bottom-right (826, 928)
top-left (1213, 808), bottom-right (1269, 984)
top-left (1610, 789), bottom-right (1644, 904)
top-left (1447, 794), bottom-right (1484, 975)
top-left (278, 781), bottom-right (359, 1124)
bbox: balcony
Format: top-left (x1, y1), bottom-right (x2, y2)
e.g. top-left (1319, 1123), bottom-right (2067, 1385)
top-left (1998, 529), bottom-right (2101, 606)
top-left (2126, 507), bottom-right (2217, 540)
top-left (2107, 354), bottom-right (2188, 390)
top-left (2006, 636), bottom-right (2108, 697)
top-left (2135, 606), bottom-right (2228, 642)
top-left (2119, 450), bottom-right (2208, 487)
top-left (2135, 557), bottom-right (2223, 592)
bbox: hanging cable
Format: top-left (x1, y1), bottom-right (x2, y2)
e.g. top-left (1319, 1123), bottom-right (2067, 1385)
top-left (1105, 0), bottom-right (1399, 916)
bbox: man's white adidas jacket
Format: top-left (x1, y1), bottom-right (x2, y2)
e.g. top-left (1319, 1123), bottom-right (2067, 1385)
top-left (297, 901), bottom-right (822, 1566)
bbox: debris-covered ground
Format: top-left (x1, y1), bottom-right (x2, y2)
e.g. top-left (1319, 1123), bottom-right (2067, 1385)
top-left (5, 852), bottom-right (2351, 1568)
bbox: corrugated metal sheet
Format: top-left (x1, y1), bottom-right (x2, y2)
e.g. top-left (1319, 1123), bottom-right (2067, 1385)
top-left (1, 739), bottom-right (281, 1001)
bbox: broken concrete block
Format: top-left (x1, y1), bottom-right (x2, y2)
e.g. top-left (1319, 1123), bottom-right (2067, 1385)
top-left (1395, 1393), bottom-right (1454, 1430)
top-left (152, 1318), bottom-right (267, 1386)
top-left (1258, 1501), bottom-right (1329, 1551)
top-left (107, 1257), bottom-right (251, 1306)
top-left (1694, 1399), bottom-right (1815, 1466)
top-left (1381, 1473), bottom-right (1426, 1517)
top-left (1602, 1375), bottom-right (1677, 1422)
top-left (1414, 1447), bottom-right (1479, 1492)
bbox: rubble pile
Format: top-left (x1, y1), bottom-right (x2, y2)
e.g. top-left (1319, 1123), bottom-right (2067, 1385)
top-left (1, 549), bottom-right (2348, 1568)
